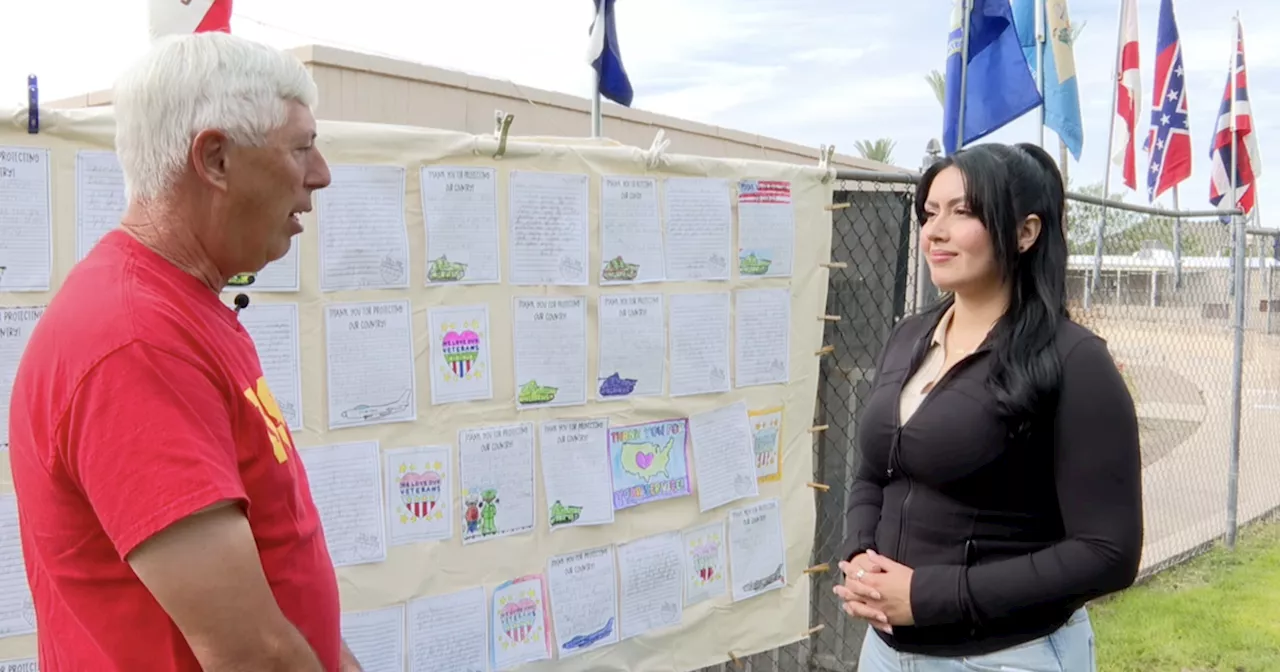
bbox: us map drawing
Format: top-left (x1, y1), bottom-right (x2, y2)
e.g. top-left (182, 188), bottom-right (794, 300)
top-left (607, 419), bottom-right (692, 509)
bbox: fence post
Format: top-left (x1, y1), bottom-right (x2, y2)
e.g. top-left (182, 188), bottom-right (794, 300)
top-left (1225, 211), bottom-right (1246, 550)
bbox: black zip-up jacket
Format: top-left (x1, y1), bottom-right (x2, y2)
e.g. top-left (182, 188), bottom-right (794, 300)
top-left (843, 310), bottom-right (1143, 657)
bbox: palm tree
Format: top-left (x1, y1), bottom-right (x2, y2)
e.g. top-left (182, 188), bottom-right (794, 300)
top-left (925, 70), bottom-right (946, 108)
top-left (854, 139), bottom-right (897, 165)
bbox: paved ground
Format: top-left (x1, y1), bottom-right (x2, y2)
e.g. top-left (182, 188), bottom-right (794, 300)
top-left (1087, 316), bottom-right (1280, 572)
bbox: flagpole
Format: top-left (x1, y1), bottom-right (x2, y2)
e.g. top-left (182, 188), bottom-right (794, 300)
top-left (1089, 0), bottom-right (1127, 311)
top-left (1226, 11), bottom-right (1244, 550)
top-left (956, 0), bottom-right (973, 152)
top-left (589, 0), bottom-right (605, 138)
top-left (1035, 0), bottom-right (1046, 148)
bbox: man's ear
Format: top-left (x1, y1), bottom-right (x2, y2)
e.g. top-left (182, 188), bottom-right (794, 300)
top-left (1017, 214), bottom-right (1042, 253)
top-left (190, 129), bottom-right (232, 191)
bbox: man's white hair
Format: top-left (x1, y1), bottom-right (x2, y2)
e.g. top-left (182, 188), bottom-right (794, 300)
top-left (113, 32), bottom-right (318, 202)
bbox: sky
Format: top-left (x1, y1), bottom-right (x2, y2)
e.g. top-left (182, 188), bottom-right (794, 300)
top-left (3, 0), bottom-right (1276, 216)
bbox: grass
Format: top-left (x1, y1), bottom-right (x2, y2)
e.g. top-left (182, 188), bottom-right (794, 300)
top-left (1091, 516), bottom-right (1280, 671)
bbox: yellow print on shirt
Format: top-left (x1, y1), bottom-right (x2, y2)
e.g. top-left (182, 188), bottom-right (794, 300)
top-left (243, 377), bottom-right (293, 464)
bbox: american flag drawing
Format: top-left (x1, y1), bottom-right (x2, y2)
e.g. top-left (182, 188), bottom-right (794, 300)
top-left (1143, 0), bottom-right (1192, 203)
top-left (739, 180), bottom-right (791, 205)
top-left (1209, 19), bottom-right (1260, 216)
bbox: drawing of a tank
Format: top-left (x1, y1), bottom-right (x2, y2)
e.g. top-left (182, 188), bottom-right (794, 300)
top-left (226, 272), bottom-right (256, 287)
top-left (518, 380), bottom-right (558, 405)
top-left (427, 255), bottom-right (467, 282)
top-left (739, 253), bottom-right (772, 275)
top-left (601, 256), bottom-right (639, 281)
top-left (598, 372), bottom-right (638, 397)
top-left (549, 500), bottom-right (583, 526)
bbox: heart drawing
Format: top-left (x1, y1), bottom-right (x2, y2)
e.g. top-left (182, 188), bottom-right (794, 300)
top-left (634, 451), bottom-right (654, 470)
top-left (499, 598), bottom-right (539, 642)
top-left (399, 470), bottom-right (442, 520)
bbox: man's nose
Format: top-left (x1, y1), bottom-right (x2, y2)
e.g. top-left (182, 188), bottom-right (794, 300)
top-left (307, 153), bottom-right (332, 190)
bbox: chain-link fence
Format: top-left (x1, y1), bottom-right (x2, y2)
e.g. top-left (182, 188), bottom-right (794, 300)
top-left (693, 170), bottom-right (1280, 672)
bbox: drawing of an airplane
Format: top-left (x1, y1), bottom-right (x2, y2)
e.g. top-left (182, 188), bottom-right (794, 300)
top-left (341, 389), bottom-right (411, 421)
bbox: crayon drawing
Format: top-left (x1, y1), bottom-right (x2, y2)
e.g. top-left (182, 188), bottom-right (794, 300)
top-left (490, 574), bottom-right (551, 670)
top-left (607, 418), bottom-right (692, 510)
top-left (749, 407), bottom-right (783, 482)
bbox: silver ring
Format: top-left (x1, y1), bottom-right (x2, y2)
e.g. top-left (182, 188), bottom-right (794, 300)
top-left (855, 568), bottom-right (866, 580)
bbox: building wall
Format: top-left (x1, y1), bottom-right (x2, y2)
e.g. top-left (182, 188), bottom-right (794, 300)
top-left (47, 45), bottom-right (905, 175)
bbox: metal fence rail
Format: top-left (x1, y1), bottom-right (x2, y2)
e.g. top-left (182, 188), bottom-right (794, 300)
top-left (694, 169), bottom-right (1278, 672)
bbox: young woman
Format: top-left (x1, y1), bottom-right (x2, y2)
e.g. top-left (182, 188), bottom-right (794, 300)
top-left (832, 142), bottom-right (1143, 671)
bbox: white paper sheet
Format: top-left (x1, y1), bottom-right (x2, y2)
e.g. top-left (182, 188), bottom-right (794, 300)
top-left (74, 150), bottom-right (125, 261)
top-left (728, 498), bottom-right (787, 602)
top-left (252, 239), bottom-right (302, 292)
top-left (458, 423), bottom-right (536, 544)
top-left (324, 300), bottom-right (417, 429)
top-left (341, 605), bottom-right (406, 672)
top-left (546, 546), bottom-right (620, 657)
top-left (0, 306), bottom-right (43, 451)
top-left (734, 288), bottom-right (792, 388)
top-left (300, 441), bottom-right (387, 568)
top-left (616, 531), bottom-right (684, 640)
top-left (318, 165), bottom-right (410, 291)
top-left (237, 303), bottom-right (304, 430)
top-left (682, 521), bottom-right (729, 606)
top-left (0, 658), bottom-right (36, 671)
top-left (663, 177), bottom-right (732, 282)
top-left (0, 147), bottom-right (52, 292)
top-left (0, 496), bottom-right (35, 637)
top-left (597, 294), bottom-right (665, 400)
top-left (385, 446), bottom-right (453, 546)
top-left (539, 418), bottom-right (615, 531)
top-left (407, 586), bottom-right (489, 672)
top-left (689, 401), bottom-right (760, 512)
top-left (512, 296), bottom-right (587, 408)
top-left (427, 304), bottom-right (493, 405)
top-left (490, 575), bottom-right (552, 670)
top-left (420, 166), bottom-right (501, 285)
top-left (736, 179), bottom-right (795, 278)
top-left (668, 293), bottom-right (730, 397)
top-left (508, 171), bottom-right (589, 286)
top-left (600, 176), bottom-right (664, 284)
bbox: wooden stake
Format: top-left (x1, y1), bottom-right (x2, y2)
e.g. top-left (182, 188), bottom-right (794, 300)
top-left (824, 202), bottom-right (851, 211)
top-left (809, 424), bottom-right (829, 433)
top-left (804, 563), bottom-right (830, 575)
top-left (806, 481), bottom-right (830, 492)
top-left (820, 261), bottom-right (849, 269)
top-left (814, 345), bottom-right (834, 356)
top-left (818, 314), bottom-right (841, 322)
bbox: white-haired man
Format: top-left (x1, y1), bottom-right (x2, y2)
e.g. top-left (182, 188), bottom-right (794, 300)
top-left (8, 33), bottom-right (367, 671)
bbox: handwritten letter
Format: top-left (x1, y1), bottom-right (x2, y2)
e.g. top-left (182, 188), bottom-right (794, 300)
top-left (663, 177), bottom-right (732, 281)
top-left (407, 586), bottom-right (488, 672)
top-left (617, 532), bottom-right (684, 640)
top-left (0, 306), bottom-right (43, 450)
top-left (458, 423), bottom-right (536, 544)
top-left (508, 171), bottom-right (589, 285)
top-left (0, 147), bottom-right (52, 292)
top-left (737, 179), bottom-right (795, 277)
top-left (668, 293), bottom-right (731, 397)
top-left (600, 176), bottom-right (664, 284)
top-left (300, 442), bottom-right (387, 567)
top-left (0, 496), bottom-right (34, 637)
top-left (729, 498), bottom-right (788, 601)
top-left (75, 150), bottom-right (125, 261)
top-left (689, 401), bottom-right (760, 512)
top-left (0, 658), bottom-right (36, 671)
top-left (734, 288), bottom-right (791, 388)
top-left (238, 303), bottom-right (304, 430)
top-left (539, 419), bottom-right (615, 530)
top-left (341, 605), bottom-right (405, 672)
top-left (385, 446), bottom-right (453, 546)
top-left (597, 294), bottom-right (665, 400)
top-left (318, 165), bottom-right (410, 291)
top-left (512, 296), bottom-right (587, 408)
top-left (421, 166), bottom-right (501, 284)
top-left (547, 546), bottom-right (620, 657)
top-left (325, 300), bottom-right (417, 429)
top-left (252, 239), bottom-right (302, 292)
top-left (682, 521), bottom-right (729, 605)
top-left (428, 304), bottom-right (494, 405)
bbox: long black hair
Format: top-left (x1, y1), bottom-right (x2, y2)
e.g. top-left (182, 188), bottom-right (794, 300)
top-left (913, 142), bottom-right (1070, 433)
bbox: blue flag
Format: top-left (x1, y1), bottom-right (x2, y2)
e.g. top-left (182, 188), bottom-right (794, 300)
top-left (588, 0), bottom-right (633, 107)
top-left (1011, 0), bottom-right (1084, 160)
top-left (943, 0), bottom-right (1042, 155)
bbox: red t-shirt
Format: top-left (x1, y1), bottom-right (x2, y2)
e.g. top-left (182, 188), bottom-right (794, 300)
top-left (8, 230), bottom-right (341, 671)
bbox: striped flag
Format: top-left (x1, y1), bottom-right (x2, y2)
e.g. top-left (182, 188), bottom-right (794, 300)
top-left (1209, 20), bottom-right (1260, 216)
top-left (1111, 0), bottom-right (1142, 191)
top-left (149, 0), bottom-right (232, 41)
top-left (1143, 0), bottom-right (1192, 202)
top-left (739, 180), bottom-right (792, 205)
top-left (588, 0), bottom-right (633, 107)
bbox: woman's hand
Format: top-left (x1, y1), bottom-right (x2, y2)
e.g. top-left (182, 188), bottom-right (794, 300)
top-left (859, 550), bottom-right (916, 627)
top-left (833, 553), bottom-right (891, 633)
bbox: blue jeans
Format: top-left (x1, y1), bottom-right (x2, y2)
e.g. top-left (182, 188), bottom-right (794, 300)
top-left (858, 608), bottom-right (1096, 672)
